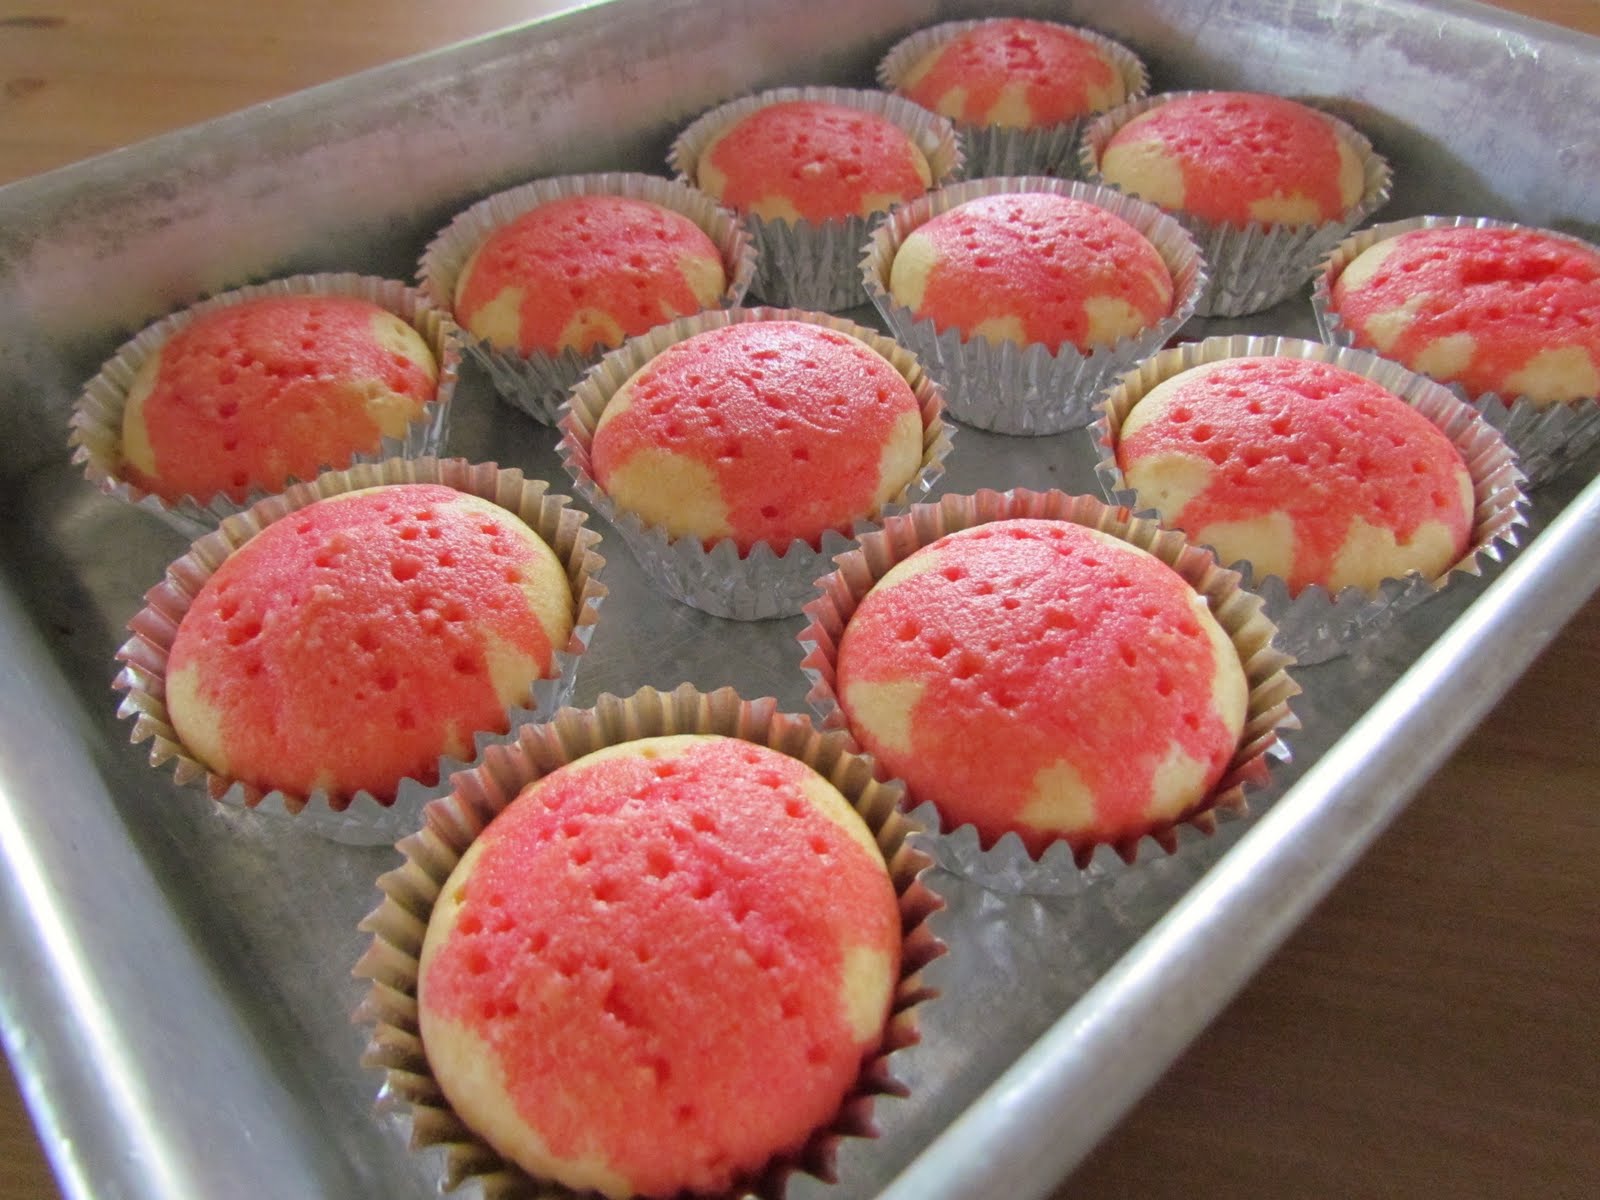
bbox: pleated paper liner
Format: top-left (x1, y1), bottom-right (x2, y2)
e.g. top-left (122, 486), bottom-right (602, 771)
top-left (353, 682), bottom-right (945, 1200)
top-left (69, 272), bottom-right (463, 539)
top-left (876, 18), bottom-right (1149, 180)
top-left (112, 456), bottom-right (607, 846)
top-left (1079, 91), bottom-right (1393, 317)
top-left (1312, 213), bottom-right (1600, 489)
top-left (418, 171), bottom-right (757, 424)
top-left (860, 175), bottom-right (1207, 435)
top-left (557, 306), bottom-right (954, 621)
top-left (798, 488), bottom-right (1301, 895)
top-left (669, 86), bottom-right (962, 312)
top-left (1091, 335), bottom-right (1528, 665)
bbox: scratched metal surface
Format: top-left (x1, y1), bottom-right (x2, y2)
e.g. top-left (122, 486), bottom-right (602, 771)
top-left (1, 2), bottom-right (1598, 1198)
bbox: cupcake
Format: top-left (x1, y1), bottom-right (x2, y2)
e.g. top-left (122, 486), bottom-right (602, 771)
top-left (114, 458), bottom-right (606, 844)
top-left (800, 489), bottom-right (1299, 884)
top-left (1081, 90), bottom-right (1391, 316)
top-left (1093, 337), bottom-right (1526, 663)
top-left (878, 17), bottom-right (1147, 179)
top-left (419, 172), bottom-right (754, 424)
top-left (670, 87), bottom-right (961, 311)
top-left (1313, 216), bottom-right (1600, 487)
top-left (355, 684), bottom-right (943, 1200)
top-left (559, 308), bottom-right (951, 620)
top-left (862, 177), bottom-right (1205, 434)
top-left (69, 274), bottom-right (459, 535)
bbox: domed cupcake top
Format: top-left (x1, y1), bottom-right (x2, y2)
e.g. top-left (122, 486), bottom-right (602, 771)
top-left (590, 319), bottom-right (925, 553)
top-left (896, 18), bottom-right (1128, 128)
top-left (1330, 223), bottom-right (1600, 407)
top-left (1116, 356), bottom-right (1475, 593)
top-left (1098, 91), bottom-right (1365, 226)
top-left (888, 191), bottom-right (1174, 353)
top-left (418, 733), bottom-right (901, 1199)
top-left (166, 483), bottom-right (573, 804)
top-left (452, 194), bottom-right (728, 357)
top-left (694, 99), bottom-right (933, 223)
top-left (119, 294), bottom-right (438, 504)
top-left (835, 518), bottom-right (1248, 858)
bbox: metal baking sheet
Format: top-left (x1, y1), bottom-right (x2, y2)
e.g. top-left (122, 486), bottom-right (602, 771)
top-left (3, 2), bottom-right (1598, 1198)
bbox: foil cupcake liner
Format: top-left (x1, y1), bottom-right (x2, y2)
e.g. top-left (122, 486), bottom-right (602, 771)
top-left (1312, 214), bottom-right (1600, 489)
top-left (557, 306), bottom-right (954, 621)
top-left (876, 18), bottom-right (1149, 180)
top-left (418, 171), bottom-right (757, 425)
top-left (669, 86), bottom-right (963, 312)
top-left (797, 488), bottom-right (1301, 894)
top-left (112, 456), bottom-right (608, 846)
top-left (68, 272), bottom-right (463, 539)
top-left (352, 682), bottom-right (945, 1200)
top-left (1080, 91), bottom-right (1393, 317)
top-left (861, 176), bottom-right (1208, 435)
top-left (1091, 334), bottom-right (1528, 665)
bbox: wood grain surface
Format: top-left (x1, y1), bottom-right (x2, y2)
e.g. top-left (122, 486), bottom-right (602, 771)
top-left (3, 2), bottom-right (1597, 1198)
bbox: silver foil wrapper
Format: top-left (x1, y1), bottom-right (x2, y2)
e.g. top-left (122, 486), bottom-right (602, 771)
top-left (1091, 335), bottom-right (1528, 664)
top-left (418, 172), bottom-right (757, 425)
top-left (875, 18), bottom-right (1149, 181)
top-left (558, 306), bottom-right (954, 621)
top-left (669, 86), bottom-right (962, 312)
top-left (112, 456), bottom-right (608, 845)
top-left (1079, 91), bottom-right (1393, 317)
top-left (353, 682), bottom-right (945, 1200)
top-left (798, 488), bottom-right (1300, 894)
top-left (68, 272), bottom-right (462, 539)
top-left (1312, 213), bottom-right (1600, 490)
top-left (860, 176), bottom-right (1207, 435)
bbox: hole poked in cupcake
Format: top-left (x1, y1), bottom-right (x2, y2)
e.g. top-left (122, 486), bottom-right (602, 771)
top-left (834, 519), bottom-right (1248, 860)
top-left (119, 294), bottom-right (439, 505)
top-left (1097, 90), bottom-right (1366, 227)
top-left (1329, 224), bottom-right (1600, 409)
top-left (416, 733), bottom-right (902, 1199)
top-left (165, 483), bottom-right (574, 807)
top-left (888, 191), bottom-right (1175, 353)
top-left (1114, 356), bottom-right (1475, 594)
top-left (452, 194), bottom-right (729, 359)
top-left (589, 319), bottom-right (925, 553)
top-left (694, 99), bottom-right (933, 225)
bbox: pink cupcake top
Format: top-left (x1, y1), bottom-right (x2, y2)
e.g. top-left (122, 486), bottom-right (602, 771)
top-left (418, 734), bottom-right (901, 1198)
top-left (835, 519), bottom-right (1247, 858)
top-left (888, 191), bottom-right (1174, 352)
top-left (453, 194), bottom-right (727, 357)
top-left (166, 484), bottom-right (572, 804)
top-left (695, 99), bottom-right (933, 223)
top-left (1330, 224), bottom-right (1600, 407)
top-left (1116, 356), bottom-right (1475, 594)
top-left (1098, 91), bottom-right (1365, 226)
top-left (898, 19), bottom-right (1127, 128)
top-left (590, 320), bottom-right (925, 553)
top-left (119, 294), bottom-right (438, 504)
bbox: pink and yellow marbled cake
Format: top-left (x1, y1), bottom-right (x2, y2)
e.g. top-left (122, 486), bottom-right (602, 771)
top-left (887, 191), bottom-right (1174, 353)
top-left (589, 320), bottom-right (924, 553)
top-left (835, 518), bottom-right (1248, 858)
top-left (694, 99), bottom-right (933, 224)
top-left (896, 18), bottom-right (1128, 130)
top-left (166, 483), bottom-right (573, 804)
top-left (120, 294), bottom-right (438, 504)
top-left (452, 193), bottom-right (727, 358)
top-left (1330, 224), bottom-right (1600, 408)
top-left (1115, 356), bottom-right (1475, 594)
top-left (417, 733), bottom-right (902, 1199)
top-left (1097, 91), bottom-right (1365, 227)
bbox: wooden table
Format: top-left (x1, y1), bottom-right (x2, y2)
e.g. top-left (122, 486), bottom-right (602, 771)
top-left (3, 2), bottom-right (1597, 1197)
